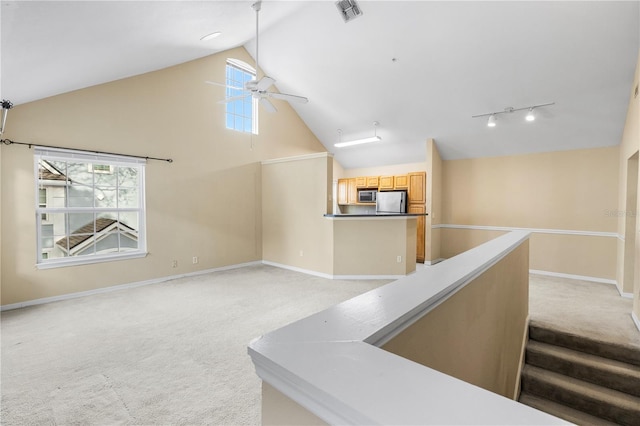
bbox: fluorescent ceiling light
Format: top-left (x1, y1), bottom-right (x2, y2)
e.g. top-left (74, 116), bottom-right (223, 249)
top-left (335, 136), bottom-right (381, 148)
top-left (200, 32), bottom-right (222, 42)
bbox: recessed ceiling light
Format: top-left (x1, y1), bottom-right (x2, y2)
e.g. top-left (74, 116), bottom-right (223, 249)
top-left (200, 32), bottom-right (222, 42)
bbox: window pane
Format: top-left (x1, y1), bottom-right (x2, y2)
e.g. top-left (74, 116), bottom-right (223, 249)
top-left (66, 161), bottom-right (93, 185)
top-left (95, 187), bottom-right (117, 208)
top-left (117, 167), bottom-right (138, 187)
top-left (118, 187), bottom-right (139, 208)
top-left (41, 224), bottom-right (54, 249)
top-left (68, 213), bottom-right (95, 235)
top-left (39, 188), bottom-right (47, 205)
top-left (68, 184), bottom-right (94, 207)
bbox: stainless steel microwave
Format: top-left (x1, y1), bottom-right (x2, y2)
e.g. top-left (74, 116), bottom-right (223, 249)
top-left (358, 190), bottom-right (377, 203)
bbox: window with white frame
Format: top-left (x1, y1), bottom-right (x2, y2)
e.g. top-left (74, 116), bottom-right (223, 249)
top-left (34, 147), bottom-right (146, 268)
top-left (225, 58), bottom-right (258, 134)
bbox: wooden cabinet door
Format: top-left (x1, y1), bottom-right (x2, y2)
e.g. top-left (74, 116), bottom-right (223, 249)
top-left (355, 176), bottom-right (367, 188)
top-left (348, 178), bottom-right (357, 204)
top-left (394, 174), bottom-right (409, 190)
top-left (378, 176), bottom-right (394, 191)
top-left (408, 204), bottom-right (426, 263)
top-left (337, 179), bottom-right (348, 205)
top-left (366, 176), bottom-right (379, 188)
top-left (408, 172), bottom-right (426, 204)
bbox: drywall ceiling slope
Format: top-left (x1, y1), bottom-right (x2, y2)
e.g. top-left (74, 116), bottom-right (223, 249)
top-left (251, 1), bottom-right (639, 166)
top-left (2, 1), bottom-right (639, 168)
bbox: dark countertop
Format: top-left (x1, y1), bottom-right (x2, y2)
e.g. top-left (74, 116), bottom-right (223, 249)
top-left (324, 213), bottom-right (428, 218)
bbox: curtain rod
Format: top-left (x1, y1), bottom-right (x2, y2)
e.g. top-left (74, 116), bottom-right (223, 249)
top-left (0, 138), bottom-right (173, 163)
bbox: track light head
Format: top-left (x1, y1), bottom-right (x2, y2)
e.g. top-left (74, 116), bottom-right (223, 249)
top-left (487, 114), bottom-right (497, 128)
top-left (525, 108), bottom-right (535, 122)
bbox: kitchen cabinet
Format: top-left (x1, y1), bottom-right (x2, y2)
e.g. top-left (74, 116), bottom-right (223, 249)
top-left (378, 176), bottom-right (394, 191)
top-left (337, 179), bottom-right (348, 205)
top-left (355, 177), bottom-right (368, 188)
top-left (348, 178), bottom-right (357, 204)
top-left (366, 176), bottom-right (379, 188)
top-left (356, 176), bottom-right (379, 189)
top-left (408, 172), bottom-right (426, 204)
top-left (408, 204), bottom-right (426, 263)
top-left (394, 174), bottom-right (409, 190)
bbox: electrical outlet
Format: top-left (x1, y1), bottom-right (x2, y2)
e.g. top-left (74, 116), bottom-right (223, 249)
top-left (172, 260), bottom-right (178, 268)
top-left (192, 256), bottom-right (198, 264)
top-left (396, 255), bottom-right (402, 263)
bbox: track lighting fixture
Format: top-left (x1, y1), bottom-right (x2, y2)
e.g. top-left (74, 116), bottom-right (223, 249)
top-left (472, 102), bottom-right (554, 127)
top-left (334, 121), bottom-right (381, 148)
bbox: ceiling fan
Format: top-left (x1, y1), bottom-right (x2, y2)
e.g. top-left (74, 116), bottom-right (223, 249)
top-left (206, 1), bottom-right (308, 113)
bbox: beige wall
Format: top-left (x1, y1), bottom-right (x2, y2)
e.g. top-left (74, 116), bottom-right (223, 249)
top-left (440, 146), bottom-right (620, 280)
top-left (383, 239), bottom-right (530, 399)
top-left (262, 383), bottom-right (327, 426)
top-left (332, 218), bottom-right (416, 276)
top-left (262, 154), bottom-right (334, 275)
top-left (338, 161), bottom-right (427, 179)
top-left (616, 50), bottom-right (640, 319)
top-left (0, 46), bottom-right (326, 306)
top-left (426, 139), bottom-right (443, 263)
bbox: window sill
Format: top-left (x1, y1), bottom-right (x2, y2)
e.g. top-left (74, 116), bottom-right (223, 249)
top-left (36, 251), bottom-right (148, 270)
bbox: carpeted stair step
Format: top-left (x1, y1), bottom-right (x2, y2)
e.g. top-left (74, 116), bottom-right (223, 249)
top-left (529, 321), bottom-right (640, 367)
top-left (519, 392), bottom-right (618, 426)
top-left (521, 364), bottom-right (640, 425)
top-left (526, 340), bottom-right (640, 397)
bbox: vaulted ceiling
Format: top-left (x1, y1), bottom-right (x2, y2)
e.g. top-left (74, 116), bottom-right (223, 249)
top-left (2, 1), bottom-right (639, 168)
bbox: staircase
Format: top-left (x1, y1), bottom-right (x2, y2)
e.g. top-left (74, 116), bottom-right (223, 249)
top-left (519, 321), bottom-right (640, 425)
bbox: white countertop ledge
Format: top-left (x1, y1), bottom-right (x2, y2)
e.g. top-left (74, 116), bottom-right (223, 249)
top-left (248, 231), bottom-right (568, 425)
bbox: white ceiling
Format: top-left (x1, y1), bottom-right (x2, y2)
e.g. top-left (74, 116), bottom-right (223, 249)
top-left (2, 1), bottom-right (639, 168)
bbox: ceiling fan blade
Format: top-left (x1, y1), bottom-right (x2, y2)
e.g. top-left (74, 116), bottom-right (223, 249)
top-left (255, 76), bottom-right (275, 92)
top-left (260, 97), bottom-right (277, 113)
top-left (269, 92), bottom-right (309, 104)
top-left (217, 95), bottom-right (250, 104)
top-left (205, 81), bottom-right (245, 91)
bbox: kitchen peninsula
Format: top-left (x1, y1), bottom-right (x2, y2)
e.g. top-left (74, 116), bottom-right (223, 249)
top-left (324, 213), bottom-right (423, 277)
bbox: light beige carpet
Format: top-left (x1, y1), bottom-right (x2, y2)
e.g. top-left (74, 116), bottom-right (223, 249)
top-left (3, 266), bottom-right (638, 425)
top-left (1, 264), bottom-right (391, 425)
top-left (529, 274), bottom-right (640, 350)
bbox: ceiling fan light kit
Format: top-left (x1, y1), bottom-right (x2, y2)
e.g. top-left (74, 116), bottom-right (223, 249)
top-left (472, 102), bottom-right (554, 127)
top-left (335, 121), bottom-right (382, 148)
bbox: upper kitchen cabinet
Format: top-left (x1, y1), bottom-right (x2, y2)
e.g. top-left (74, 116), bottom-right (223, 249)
top-left (337, 178), bottom-right (358, 205)
top-left (408, 172), bottom-right (426, 204)
top-left (379, 174), bottom-right (409, 191)
top-left (378, 176), bottom-right (394, 191)
top-left (366, 176), bottom-right (379, 188)
top-left (394, 174), bottom-right (409, 190)
top-left (337, 178), bottom-right (348, 205)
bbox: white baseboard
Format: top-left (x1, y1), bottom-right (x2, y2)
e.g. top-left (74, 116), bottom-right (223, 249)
top-left (529, 269), bottom-right (617, 286)
top-left (632, 312), bottom-right (640, 333)
top-left (261, 260), bottom-right (405, 280)
top-left (261, 261), bottom-right (334, 279)
top-left (0, 261), bottom-right (262, 312)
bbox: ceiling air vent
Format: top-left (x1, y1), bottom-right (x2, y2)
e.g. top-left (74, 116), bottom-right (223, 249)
top-left (335, 0), bottom-right (363, 23)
